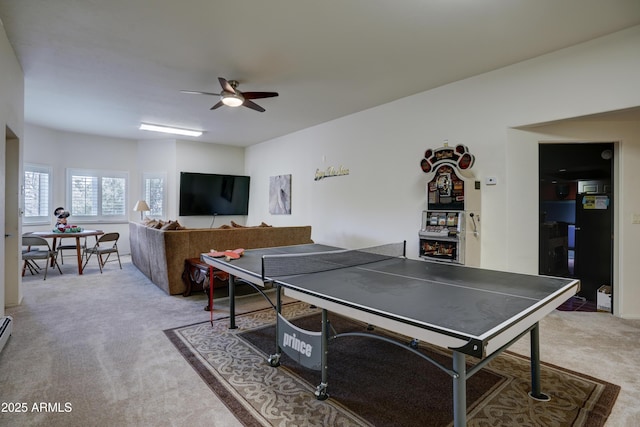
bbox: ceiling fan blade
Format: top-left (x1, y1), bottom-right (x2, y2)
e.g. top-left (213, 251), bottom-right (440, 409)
top-left (181, 90), bottom-right (219, 96)
top-left (210, 100), bottom-right (225, 110)
top-left (241, 91), bottom-right (279, 100)
top-left (243, 100), bottom-right (266, 112)
top-left (218, 77), bottom-right (236, 94)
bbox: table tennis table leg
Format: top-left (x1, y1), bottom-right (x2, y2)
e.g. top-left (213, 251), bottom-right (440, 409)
top-left (208, 266), bottom-right (214, 325)
top-left (452, 351), bottom-right (467, 427)
top-left (269, 285), bottom-right (283, 367)
top-left (314, 309), bottom-right (329, 400)
top-left (228, 275), bottom-right (237, 329)
top-left (528, 322), bottom-right (550, 401)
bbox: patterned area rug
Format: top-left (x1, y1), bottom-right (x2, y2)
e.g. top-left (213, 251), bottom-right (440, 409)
top-left (165, 302), bottom-right (619, 427)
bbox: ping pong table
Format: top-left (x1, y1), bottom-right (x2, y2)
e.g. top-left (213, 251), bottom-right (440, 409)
top-left (202, 242), bottom-right (579, 427)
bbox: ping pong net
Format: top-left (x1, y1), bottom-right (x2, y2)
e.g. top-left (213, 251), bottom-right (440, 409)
top-left (261, 241), bottom-right (406, 280)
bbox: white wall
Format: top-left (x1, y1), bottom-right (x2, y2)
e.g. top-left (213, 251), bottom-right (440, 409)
top-left (507, 120), bottom-right (640, 318)
top-left (24, 125), bottom-right (139, 209)
top-left (246, 26), bottom-right (640, 317)
top-left (135, 138), bottom-right (176, 220)
top-left (22, 125), bottom-right (140, 255)
top-left (135, 138), bottom-right (246, 228)
top-left (1, 21), bottom-right (24, 310)
top-left (174, 140), bottom-right (246, 229)
top-left (21, 130), bottom-right (249, 253)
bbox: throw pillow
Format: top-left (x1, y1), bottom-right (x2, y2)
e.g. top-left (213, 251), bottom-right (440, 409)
top-left (161, 220), bottom-right (182, 230)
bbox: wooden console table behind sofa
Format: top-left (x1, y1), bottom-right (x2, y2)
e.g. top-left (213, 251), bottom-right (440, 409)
top-left (129, 222), bottom-right (313, 295)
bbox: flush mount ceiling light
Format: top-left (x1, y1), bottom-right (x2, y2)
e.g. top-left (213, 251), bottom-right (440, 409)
top-left (139, 123), bottom-right (203, 137)
top-left (221, 91), bottom-right (244, 107)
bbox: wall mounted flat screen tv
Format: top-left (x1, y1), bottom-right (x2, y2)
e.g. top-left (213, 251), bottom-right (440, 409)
top-left (179, 172), bottom-right (250, 216)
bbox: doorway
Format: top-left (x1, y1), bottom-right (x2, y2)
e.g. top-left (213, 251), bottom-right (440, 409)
top-left (3, 126), bottom-right (21, 309)
top-left (538, 143), bottom-right (614, 304)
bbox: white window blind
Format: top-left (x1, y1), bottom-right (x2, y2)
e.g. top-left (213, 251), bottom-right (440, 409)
top-left (24, 163), bottom-right (52, 223)
top-left (143, 172), bottom-right (166, 218)
top-left (67, 169), bottom-right (128, 222)
top-left (102, 176), bottom-right (126, 216)
top-left (71, 174), bottom-right (98, 216)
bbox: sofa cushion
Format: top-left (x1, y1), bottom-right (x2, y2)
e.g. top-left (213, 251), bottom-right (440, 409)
top-left (161, 220), bottom-right (182, 230)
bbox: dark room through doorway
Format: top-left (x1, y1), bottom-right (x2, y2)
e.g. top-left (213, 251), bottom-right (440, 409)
top-left (539, 142), bottom-right (614, 305)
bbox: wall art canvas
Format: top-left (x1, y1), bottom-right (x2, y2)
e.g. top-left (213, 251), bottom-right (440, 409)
top-left (269, 174), bottom-right (291, 215)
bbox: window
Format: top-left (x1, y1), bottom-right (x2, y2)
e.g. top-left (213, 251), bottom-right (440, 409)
top-left (23, 163), bottom-right (52, 224)
top-left (142, 172), bottom-right (166, 218)
top-left (67, 168), bottom-right (128, 222)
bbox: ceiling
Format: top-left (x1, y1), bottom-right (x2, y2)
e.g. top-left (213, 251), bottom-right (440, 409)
top-left (1, 1), bottom-right (639, 147)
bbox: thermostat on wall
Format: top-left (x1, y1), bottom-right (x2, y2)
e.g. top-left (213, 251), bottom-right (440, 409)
top-left (485, 177), bottom-right (497, 185)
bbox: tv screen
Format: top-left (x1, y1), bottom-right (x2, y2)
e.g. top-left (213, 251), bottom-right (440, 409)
top-left (179, 172), bottom-right (250, 216)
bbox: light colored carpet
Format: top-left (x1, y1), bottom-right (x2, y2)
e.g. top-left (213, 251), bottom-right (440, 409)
top-left (1, 256), bottom-right (639, 426)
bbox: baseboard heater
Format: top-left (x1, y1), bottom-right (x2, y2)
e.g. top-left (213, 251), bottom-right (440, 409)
top-left (0, 316), bottom-right (13, 353)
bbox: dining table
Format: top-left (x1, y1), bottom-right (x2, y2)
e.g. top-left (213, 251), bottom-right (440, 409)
top-left (31, 229), bottom-right (104, 275)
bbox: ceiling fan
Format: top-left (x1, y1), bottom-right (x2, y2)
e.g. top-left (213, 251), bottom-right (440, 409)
top-left (181, 77), bottom-right (279, 112)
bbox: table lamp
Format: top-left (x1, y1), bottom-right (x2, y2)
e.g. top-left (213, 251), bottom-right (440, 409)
top-left (133, 200), bottom-right (150, 220)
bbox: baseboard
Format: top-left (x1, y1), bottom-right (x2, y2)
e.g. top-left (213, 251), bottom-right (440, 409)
top-left (0, 316), bottom-right (13, 353)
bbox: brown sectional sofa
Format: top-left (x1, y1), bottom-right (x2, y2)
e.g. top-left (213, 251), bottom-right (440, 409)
top-left (129, 221), bottom-right (314, 295)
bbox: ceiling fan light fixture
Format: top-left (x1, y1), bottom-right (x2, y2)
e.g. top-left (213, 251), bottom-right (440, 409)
top-left (221, 93), bottom-right (244, 107)
top-left (183, 78), bottom-right (277, 112)
top-left (139, 123), bottom-right (202, 137)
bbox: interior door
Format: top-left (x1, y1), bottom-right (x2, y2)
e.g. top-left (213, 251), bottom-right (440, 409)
top-left (574, 192), bottom-right (613, 302)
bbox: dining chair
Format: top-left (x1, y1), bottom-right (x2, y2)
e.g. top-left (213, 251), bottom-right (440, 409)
top-left (82, 232), bottom-right (122, 273)
top-left (22, 235), bottom-right (62, 280)
top-left (21, 235), bottom-right (40, 276)
top-left (56, 237), bottom-right (86, 265)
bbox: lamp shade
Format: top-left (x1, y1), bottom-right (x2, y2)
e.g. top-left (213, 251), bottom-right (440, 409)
top-left (133, 200), bottom-right (150, 219)
top-left (133, 200), bottom-right (150, 212)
